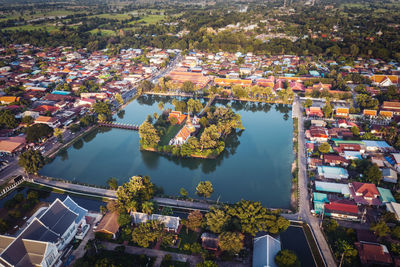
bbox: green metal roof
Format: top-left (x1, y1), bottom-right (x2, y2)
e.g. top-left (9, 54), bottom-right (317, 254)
top-left (377, 187), bottom-right (396, 203)
top-left (332, 139), bottom-right (365, 146)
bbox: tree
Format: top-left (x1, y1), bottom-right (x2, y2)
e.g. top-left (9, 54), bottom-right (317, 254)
top-left (337, 240), bottom-right (357, 267)
top-left (205, 207), bottom-right (230, 233)
top-left (218, 232), bottom-right (244, 254)
top-left (117, 213), bottom-right (131, 227)
top-left (196, 181), bottom-right (214, 199)
top-left (364, 164), bottom-right (382, 184)
top-left (196, 261), bottom-right (218, 267)
top-left (318, 142), bottom-right (331, 154)
top-left (54, 128), bottom-right (63, 143)
top-left (18, 149), bottom-right (45, 174)
top-left (186, 210), bottom-right (203, 232)
top-left (180, 187), bottom-right (188, 198)
top-left (21, 116), bottom-right (34, 125)
top-left (275, 249), bottom-right (300, 267)
top-left (227, 200), bottom-right (289, 236)
top-left (107, 177), bottom-right (118, 190)
top-left (131, 221), bottom-right (163, 248)
top-left (141, 201), bottom-right (154, 215)
top-left (302, 99), bottom-right (313, 109)
top-left (370, 220), bottom-right (390, 237)
top-left (116, 176), bottom-right (155, 213)
top-left (322, 102), bottom-right (333, 118)
top-left (138, 80), bottom-right (154, 94)
top-left (93, 102), bottom-right (112, 120)
top-left (187, 99), bottom-right (203, 114)
top-left (0, 110), bottom-right (18, 129)
top-left (158, 102), bottom-right (165, 111)
top-left (115, 93), bottom-right (124, 105)
top-left (181, 81), bottom-right (196, 92)
top-left (25, 123), bottom-right (54, 143)
top-left (350, 126), bottom-right (359, 136)
top-left (200, 125), bottom-right (220, 150)
top-left (139, 121), bottom-right (160, 148)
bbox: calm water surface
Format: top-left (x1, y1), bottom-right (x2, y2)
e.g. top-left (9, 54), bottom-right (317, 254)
top-left (40, 96), bottom-right (294, 208)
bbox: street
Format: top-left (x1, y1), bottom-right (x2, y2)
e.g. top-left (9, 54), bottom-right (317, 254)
top-left (294, 96), bottom-right (337, 267)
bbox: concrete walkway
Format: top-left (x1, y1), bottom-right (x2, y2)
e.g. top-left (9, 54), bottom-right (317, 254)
top-left (102, 241), bottom-right (201, 267)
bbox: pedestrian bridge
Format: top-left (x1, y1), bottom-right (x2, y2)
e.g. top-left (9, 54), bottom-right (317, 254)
top-left (98, 121), bottom-right (139, 130)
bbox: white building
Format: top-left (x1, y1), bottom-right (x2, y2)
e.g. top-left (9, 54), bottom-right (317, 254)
top-left (0, 197), bottom-right (87, 267)
top-left (253, 234), bottom-right (281, 267)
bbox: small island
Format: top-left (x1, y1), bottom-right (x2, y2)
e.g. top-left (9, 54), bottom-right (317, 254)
top-left (138, 99), bottom-right (244, 159)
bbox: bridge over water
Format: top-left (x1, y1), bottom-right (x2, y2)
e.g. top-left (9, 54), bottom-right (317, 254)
top-left (98, 121), bottom-right (139, 130)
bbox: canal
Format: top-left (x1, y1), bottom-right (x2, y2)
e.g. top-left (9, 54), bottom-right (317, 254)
top-left (40, 95), bottom-right (294, 208)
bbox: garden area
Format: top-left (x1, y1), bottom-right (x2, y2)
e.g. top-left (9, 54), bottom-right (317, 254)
top-left (0, 187), bottom-right (48, 234)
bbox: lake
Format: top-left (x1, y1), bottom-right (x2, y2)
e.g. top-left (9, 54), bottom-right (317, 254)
top-left (40, 95), bottom-right (294, 208)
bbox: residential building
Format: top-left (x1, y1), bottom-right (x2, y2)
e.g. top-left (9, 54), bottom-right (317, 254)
top-left (382, 168), bottom-right (398, 184)
top-left (349, 182), bottom-right (381, 206)
top-left (94, 211), bottom-right (120, 239)
top-left (252, 235), bottom-right (281, 267)
top-left (0, 197), bottom-right (87, 267)
top-left (355, 242), bottom-right (392, 266)
top-left (317, 166), bottom-right (349, 180)
top-left (131, 212), bottom-right (181, 233)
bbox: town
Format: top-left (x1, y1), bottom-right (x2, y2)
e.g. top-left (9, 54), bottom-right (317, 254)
top-left (0, 0), bottom-right (400, 267)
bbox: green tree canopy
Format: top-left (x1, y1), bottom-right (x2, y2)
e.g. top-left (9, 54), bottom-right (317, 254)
top-left (275, 249), bottom-right (300, 267)
top-left (218, 231), bottom-right (244, 254)
top-left (116, 176), bottom-right (155, 213)
top-left (25, 123), bottom-right (54, 143)
top-left (18, 149), bottom-right (45, 174)
top-left (139, 121), bottom-right (160, 148)
top-left (318, 142), bottom-right (331, 154)
top-left (196, 181), bottom-right (214, 199)
top-left (205, 206), bottom-right (230, 233)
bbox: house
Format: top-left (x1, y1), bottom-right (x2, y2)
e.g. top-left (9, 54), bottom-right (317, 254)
top-left (355, 242), bottom-right (392, 266)
top-left (0, 140), bottom-right (25, 154)
top-left (0, 96), bottom-right (20, 104)
top-left (362, 140), bottom-right (392, 152)
top-left (306, 126), bottom-right (328, 142)
top-left (306, 107), bottom-right (324, 117)
top-left (363, 109), bottom-right (377, 117)
top-left (314, 181), bottom-right (351, 197)
top-left (310, 120), bottom-right (326, 127)
top-left (382, 168), bottom-right (398, 184)
top-left (323, 200), bottom-right (360, 221)
top-left (377, 187), bottom-right (396, 204)
top-left (0, 197), bottom-right (87, 267)
top-left (323, 154), bottom-right (349, 167)
top-left (201, 232), bottom-right (219, 251)
top-left (76, 98), bottom-right (96, 107)
top-left (317, 166), bottom-right (349, 180)
top-left (168, 111), bottom-right (187, 124)
top-left (349, 182), bottom-right (381, 206)
top-left (131, 212), bottom-right (181, 233)
top-left (381, 101), bottom-right (400, 115)
top-left (34, 116), bottom-right (60, 128)
top-left (94, 211), bottom-right (120, 239)
top-left (335, 108), bottom-right (349, 118)
top-left (379, 110), bottom-right (393, 119)
top-left (386, 202), bottom-right (400, 221)
top-left (252, 235), bottom-right (281, 267)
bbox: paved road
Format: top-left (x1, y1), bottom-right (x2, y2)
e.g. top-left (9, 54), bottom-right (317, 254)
top-left (293, 96), bottom-right (337, 267)
top-left (33, 177), bottom-right (213, 211)
top-left (102, 241), bottom-right (201, 267)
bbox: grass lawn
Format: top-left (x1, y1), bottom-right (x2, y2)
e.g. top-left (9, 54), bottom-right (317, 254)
top-left (3, 24), bottom-right (58, 31)
top-left (162, 227), bottom-right (200, 254)
top-left (88, 29), bottom-right (117, 36)
top-left (159, 123), bottom-right (185, 146)
top-left (89, 13), bottom-right (132, 21)
top-left (129, 14), bottom-right (165, 25)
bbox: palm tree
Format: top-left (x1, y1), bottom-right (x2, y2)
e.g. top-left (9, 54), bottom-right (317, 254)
top-left (141, 201), bottom-right (154, 215)
top-left (125, 201), bottom-right (137, 214)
